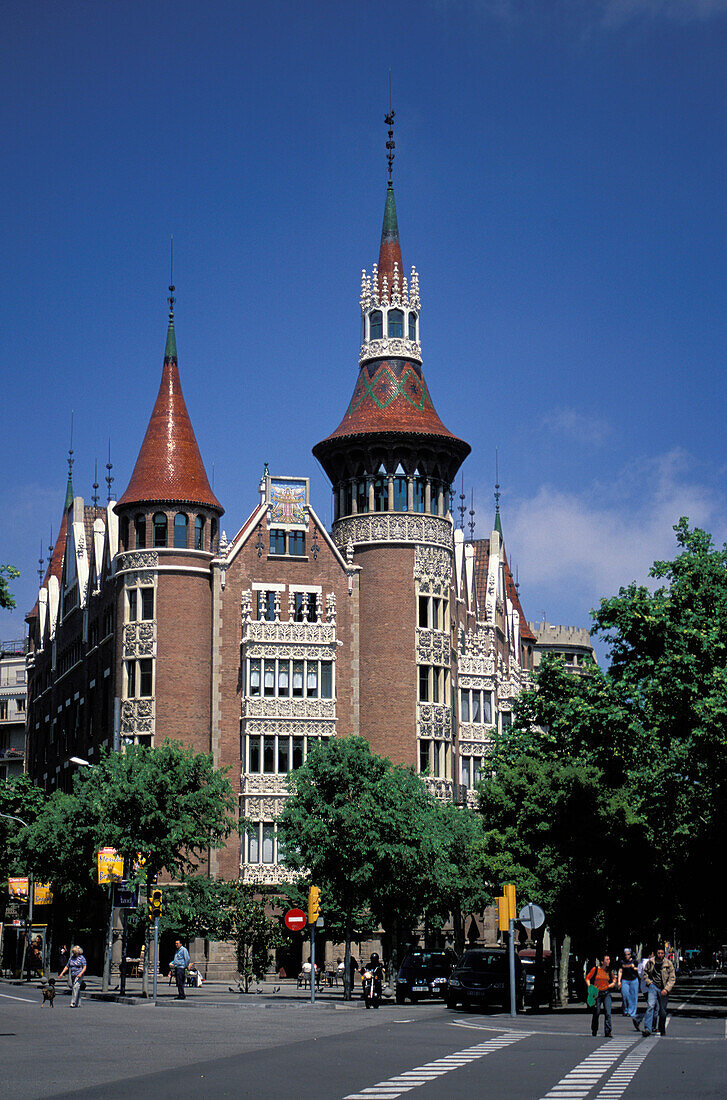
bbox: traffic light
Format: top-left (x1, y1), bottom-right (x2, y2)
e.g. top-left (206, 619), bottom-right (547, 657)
top-left (504, 883), bottom-right (517, 922)
top-left (497, 895), bottom-right (509, 932)
top-left (148, 888), bottom-right (163, 922)
top-left (308, 885), bottom-right (321, 924)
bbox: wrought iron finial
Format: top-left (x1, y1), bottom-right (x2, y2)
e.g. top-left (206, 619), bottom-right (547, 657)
top-left (92, 459), bottom-right (99, 508)
top-left (168, 236), bottom-right (175, 323)
top-left (515, 565), bottom-right (520, 594)
top-left (68, 410), bottom-right (74, 479)
top-left (385, 76), bottom-right (395, 183)
top-left (105, 438), bottom-right (114, 504)
top-left (494, 447), bottom-right (501, 515)
top-left (48, 525), bottom-right (53, 567)
top-left (458, 474), bottom-right (466, 531)
top-left (38, 539), bottom-right (45, 585)
top-left (468, 488), bottom-right (476, 541)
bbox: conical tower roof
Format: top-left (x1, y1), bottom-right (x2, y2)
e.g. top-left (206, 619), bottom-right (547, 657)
top-left (314, 180), bottom-right (470, 481)
top-left (117, 307), bottom-right (222, 512)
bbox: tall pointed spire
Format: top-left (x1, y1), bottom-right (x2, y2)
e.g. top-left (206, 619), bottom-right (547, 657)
top-left (117, 278), bottom-right (222, 512)
top-left (378, 105), bottom-right (403, 291)
top-left (494, 449), bottom-right (503, 535)
top-left (165, 237), bottom-right (177, 361)
top-left (65, 411), bottom-right (74, 510)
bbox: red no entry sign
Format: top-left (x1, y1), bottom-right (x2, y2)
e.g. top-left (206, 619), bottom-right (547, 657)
top-left (284, 908), bottom-right (307, 932)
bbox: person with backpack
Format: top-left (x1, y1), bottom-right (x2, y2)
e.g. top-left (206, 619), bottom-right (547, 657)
top-left (586, 954), bottom-right (617, 1037)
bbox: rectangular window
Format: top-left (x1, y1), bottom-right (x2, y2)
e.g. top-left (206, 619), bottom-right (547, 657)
top-left (292, 661), bottom-right (304, 697)
top-left (472, 691), bottom-right (481, 723)
top-left (127, 589), bottom-right (137, 622)
top-left (432, 667), bottom-right (440, 704)
top-left (306, 664), bottom-right (318, 698)
top-left (262, 823), bottom-right (275, 864)
top-left (269, 529), bottom-right (286, 554)
top-left (125, 661), bottom-right (136, 698)
top-left (264, 660), bottom-right (275, 697)
top-left (320, 661), bottom-right (333, 699)
top-left (248, 825), bottom-right (260, 864)
top-left (0, 700), bottom-right (7, 721)
top-left (473, 756), bottom-right (482, 785)
top-left (393, 476), bottom-right (408, 511)
top-left (292, 736), bottom-right (304, 770)
top-left (141, 588), bottom-right (154, 620)
top-left (249, 659), bottom-right (261, 697)
top-left (139, 659), bottom-right (153, 697)
top-left (277, 736), bottom-right (289, 774)
top-left (461, 757), bottom-right (471, 788)
top-left (278, 660), bottom-right (290, 696)
top-left (249, 736), bottom-right (261, 773)
top-left (418, 665), bottom-right (430, 702)
top-left (460, 689), bottom-right (470, 722)
top-left (16, 697), bottom-right (25, 713)
top-left (263, 736), bottom-right (275, 774)
top-left (289, 531), bottom-right (305, 556)
top-left (419, 739), bottom-right (430, 774)
top-left (418, 595), bottom-right (429, 628)
top-left (483, 693), bottom-right (492, 723)
top-left (501, 712), bottom-right (512, 731)
top-left (257, 591), bottom-right (276, 621)
top-left (356, 480), bottom-right (368, 514)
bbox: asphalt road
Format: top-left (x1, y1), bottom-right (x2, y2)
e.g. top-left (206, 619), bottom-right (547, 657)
top-left (1, 970), bottom-right (725, 1099)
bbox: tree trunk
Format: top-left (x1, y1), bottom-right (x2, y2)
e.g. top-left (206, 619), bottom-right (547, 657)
top-left (558, 933), bottom-right (571, 1007)
top-left (343, 915), bottom-right (352, 1001)
top-left (453, 909), bottom-right (465, 957)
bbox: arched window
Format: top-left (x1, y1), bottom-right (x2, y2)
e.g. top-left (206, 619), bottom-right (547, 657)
top-left (211, 517), bottom-right (218, 551)
top-left (408, 312), bottom-right (418, 341)
top-left (174, 512), bottom-right (188, 549)
top-left (370, 310), bottom-right (383, 340)
top-left (373, 476), bottom-right (387, 512)
top-left (195, 515), bottom-right (205, 550)
top-left (393, 475), bottom-right (407, 511)
top-left (134, 514), bottom-right (146, 549)
top-left (119, 516), bottom-right (129, 550)
top-left (153, 512), bottom-right (167, 548)
top-left (413, 478), bottom-right (426, 513)
top-left (356, 479), bottom-right (369, 514)
top-left (388, 309), bottom-right (404, 338)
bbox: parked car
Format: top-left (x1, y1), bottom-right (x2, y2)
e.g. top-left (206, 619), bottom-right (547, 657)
top-left (395, 951), bottom-right (454, 1003)
top-left (518, 948), bottom-right (554, 1008)
top-left (446, 947), bottom-right (523, 1011)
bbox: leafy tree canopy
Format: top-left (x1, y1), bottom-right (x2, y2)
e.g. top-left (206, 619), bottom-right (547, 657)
top-left (0, 564), bottom-right (20, 610)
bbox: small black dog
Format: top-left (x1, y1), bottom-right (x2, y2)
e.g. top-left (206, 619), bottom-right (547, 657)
top-left (40, 978), bottom-right (56, 1007)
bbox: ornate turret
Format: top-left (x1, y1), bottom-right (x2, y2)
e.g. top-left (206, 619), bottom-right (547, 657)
top-left (313, 116), bottom-right (469, 527)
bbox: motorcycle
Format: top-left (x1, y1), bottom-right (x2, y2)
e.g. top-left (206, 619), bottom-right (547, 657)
top-left (361, 965), bottom-right (383, 1009)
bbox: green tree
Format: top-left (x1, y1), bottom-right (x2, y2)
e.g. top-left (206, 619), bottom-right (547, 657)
top-left (22, 741), bottom-right (240, 983)
top-left (425, 801), bottom-right (491, 955)
top-left (225, 886), bottom-right (284, 992)
top-left (277, 736), bottom-right (439, 998)
top-left (0, 564), bottom-right (20, 610)
top-left (0, 775), bottom-right (47, 919)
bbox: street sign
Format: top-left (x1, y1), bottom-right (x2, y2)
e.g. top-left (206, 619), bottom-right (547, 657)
top-left (284, 907), bottom-right (307, 932)
top-left (518, 903), bottom-right (546, 930)
top-left (113, 883), bottom-right (139, 909)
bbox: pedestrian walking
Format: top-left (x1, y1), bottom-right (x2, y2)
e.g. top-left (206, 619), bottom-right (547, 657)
top-left (58, 945), bottom-right (87, 1008)
top-left (168, 939), bottom-right (190, 1000)
top-left (634, 946), bottom-right (675, 1036)
top-left (586, 954), bottom-right (617, 1037)
top-left (618, 948), bottom-right (639, 1020)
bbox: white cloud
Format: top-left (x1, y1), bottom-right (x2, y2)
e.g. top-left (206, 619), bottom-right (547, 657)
top-left (541, 407), bottom-right (611, 446)
top-left (496, 450), bottom-right (724, 632)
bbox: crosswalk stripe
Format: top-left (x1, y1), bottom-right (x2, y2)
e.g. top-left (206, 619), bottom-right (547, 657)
top-left (342, 1031), bottom-right (526, 1099)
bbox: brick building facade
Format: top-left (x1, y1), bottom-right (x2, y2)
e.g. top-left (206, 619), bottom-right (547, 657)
top-left (25, 159), bottom-right (535, 964)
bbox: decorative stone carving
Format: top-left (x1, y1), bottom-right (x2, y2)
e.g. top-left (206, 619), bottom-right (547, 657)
top-left (244, 642), bottom-right (336, 661)
top-left (125, 570), bottom-right (156, 587)
top-left (458, 737), bottom-right (495, 754)
top-left (458, 723), bottom-right (496, 746)
top-left (242, 720), bottom-right (336, 738)
top-left (122, 621), bottom-right (156, 659)
top-left (241, 864), bottom-right (298, 886)
top-left (118, 551), bottom-right (159, 571)
top-left (120, 698), bottom-right (155, 737)
top-left (359, 336), bottom-right (422, 364)
top-left (242, 620), bottom-right (336, 646)
top-left (242, 796), bottom-right (284, 819)
top-left (416, 628), bottom-right (450, 666)
top-left (424, 777), bottom-right (453, 803)
top-left (241, 774), bottom-right (288, 795)
top-left (414, 545), bottom-right (452, 585)
top-left (242, 698), bottom-right (336, 720)
top-left (417, 703), bottom-right (452, 739)
top-left (333, 514), bottom-right (452, 551)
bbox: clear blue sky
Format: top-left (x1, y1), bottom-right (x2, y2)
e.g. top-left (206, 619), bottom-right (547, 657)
top-left (3, 0), bottom-right (727, 661)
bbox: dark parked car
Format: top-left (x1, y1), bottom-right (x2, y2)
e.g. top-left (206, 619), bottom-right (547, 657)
top-left (395, 951), bottom-right (454, 1003)
top-left (446, 947), bottom-right (523, 1011)
top-left (519, 948), bottom-right (554, 1008)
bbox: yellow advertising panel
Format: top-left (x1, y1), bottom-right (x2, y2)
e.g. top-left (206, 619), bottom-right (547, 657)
top-left (33, 882), bottom-right (53, 905)
top-left (97, 848), bottom-right (124, 884)
top-left (8, 877), bottom-right (29, 900)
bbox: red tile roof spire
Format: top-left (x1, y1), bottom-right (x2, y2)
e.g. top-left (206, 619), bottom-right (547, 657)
top-left (117, 289), bottom-right (222, 512)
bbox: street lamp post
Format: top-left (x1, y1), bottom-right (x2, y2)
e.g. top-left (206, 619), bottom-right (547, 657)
top-left (0, 812), bottom-right (34, 982)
